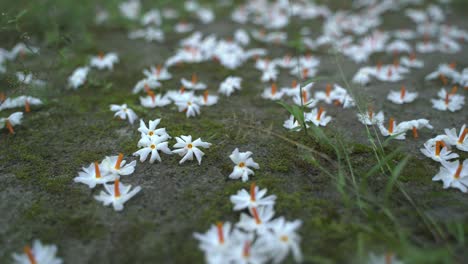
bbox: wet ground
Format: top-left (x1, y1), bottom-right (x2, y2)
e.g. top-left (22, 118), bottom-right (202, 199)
top-left (0, 1), bottom-right (468, 263)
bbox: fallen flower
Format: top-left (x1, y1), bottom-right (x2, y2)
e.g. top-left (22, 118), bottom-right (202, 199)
top-left (110, 104), bottom-right (138, 124)
top-left (172, 135), bottom-right (211, 165)
top-left (12, 240), bottom-right (62, 264)
top-left (229, 148), bottom-right (260, 182)
top-left (94, 179), bottom-right (142, 211)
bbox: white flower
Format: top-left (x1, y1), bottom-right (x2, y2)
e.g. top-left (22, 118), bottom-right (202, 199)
top-left (399, 119), bottom-right (433, 139)
top-left (229, 148), bottom-right (260, 182)
top-left (234, 29), bottom-right (250, 46)
top-left (133, 135), bottom-right (172, 163)
top-left (143, 65), bottom-right (172, 81)
top-left (261, 83), bottom-right (283, 100)
top-left (194, 222), bottom-right (236, 262)
top-left (94, 179), bottom-right (142, 211)
top-left (432, 159), bottom-right (468, 193)
top-left (306, 107), bottom-right (332, 127)
top-left (230, 183), bottom-right (277, 211)
top-left (132, 78), bottom-right (161, 94)
top-left (90, 52), bottom-right (119, 70)
top-left (174, 92), bottom-right (201, 118)
top-left (256, 217), bottom-right (303, 264)
top-left (68, 66), bottom-right (89, 89)
top-left (140, 93), bottom-right (171, 108)
top-left (12, 240), bottom-right (62, 264)
top-left (261, 67), bottom-right (279, 83)
top-left (119, 0), bottom-right (140, 20)
top-left (378, 118), bottom-right (409, 140)
top-left (314, 84), bottom-right (347, 104)
top-left (236, 206), bottom-right (275, 234)
top-left (219, 76), bottom-right (242, 96)
top-left (0, 96), bottom-right (42, 111)
top-left (431, 88), bottom-right (465, 112)
top-left (357, 109), bottom-right (384, 126)
top-left (172, 135), bottom-right (211, 165)
top-left (387, 86), bottom-right (418, 104)
top-left (367, 252), bottom-right (404, 264)
top-left (0, 112), bottom-right (23, 134)
top-left (100, 153), bottom-right (137, 178)
top-left (110, 104), bottom-right (138, 124)
top-left (283, 115), bottom-right (304, 131)
top-left (443, 125), bottom-right (468, 152)
top-left (138, 119), bottom-right (169, 140)
top-left (374, 65), bottom-right (406, 82)
top-left (175, 22), bottom-right (194, 33)
top-left (73, 162), bottom-right (115, 188)
top-left (400, 55), bottom-right (423, 68)
top-left (228, 235), bottom-right (267, 264)
top-left (181, 74), bottom-right (207, 90)
top-left (198, 91), bottom-right (219, 106)
top-left (420, 140), bottom-right (458, 163)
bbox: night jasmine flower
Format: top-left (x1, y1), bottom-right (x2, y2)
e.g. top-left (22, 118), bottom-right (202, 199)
top-left (236, 206), bottom-right (275, 234)
top-left (101, 153), bottom-right (137, 177)
top-left (132, 78), bottom-right (161, 94)
top-left (357, 108), bottom-right (384, 126)
top-left (0, 112), bottom-right (23, 134)
top-left (90, 52), bottom-right (119, 70)
top-left (256, 217), bottom-right (303, 264)
top-left (400, 54), bottom-right (424, 68)
top-left (94, 179), bottom-right (142, 211)
top-left (133, 135), bottom-right (172, 163)
top-left (230, 182), bottom-right (277, 211)
top-left (181, 74), bottom-right (207, 90)
top-left (378, 117), bottom-right (408, 140)
top-left (175, 21), bottom-right (194, 33)
top-left (229, 148), bottom-right (260, 182)
top-left (431, 87), bottom-right (465, 112)
top-left (283, 115), bottom-right (305, 131)
top-left (68, 66), bottom-right (89, 89)
top-left (12, 240), bottom-right (62, 264)
top-left (74, 162), bottom-right (115, 188)
top-left (261, 83), bottom-right (283, 100)
top-left (194, 222), bottom-right (236, 262)
top-left (399, 119), bottom-right (433, 139)
top-left (143, 65), bottom-right (172, 81)
top-left (172, 135), bottom-right (211, 165)
top-left (198, 91), bottom-right (219, 106)
top-left (174, 92), bottom-right (201, 118)
top-left (432, 159), bottom-right (468, 193)
top-left (219, 76), bottom-right (242, 96)
top-left (306, 107), bottom-right (332, 127)
top-left (140, 92), bottom-right (171, 108)
top-left (110, 104), bottom-right (138, 124)
top-left (387, 86), bottom-right (418, 104)
top-left (421, 140), bottom-right (458, 163)
top-left (443, 125), bottom-right (468, 152)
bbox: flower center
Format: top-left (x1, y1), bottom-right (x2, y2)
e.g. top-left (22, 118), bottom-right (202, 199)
top-left (239, 162), bottom-right (245, 168)
top-left (187, 143), bottom-right (193, 149)
top-left (149, 131), bottom-right (154, 136)
top-left (280, 235), bottom-right (289, 242)
top-left (150, 144), bottom-right (156, 149)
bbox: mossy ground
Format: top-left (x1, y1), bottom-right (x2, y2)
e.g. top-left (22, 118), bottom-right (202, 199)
top-left (1, 1), bottom-right (468, 263)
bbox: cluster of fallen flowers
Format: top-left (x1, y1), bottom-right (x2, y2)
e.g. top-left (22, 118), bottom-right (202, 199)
top-left (194, 183), bottom-right (302, 264)
top-left (0, 95), bottom-right (44, 134)
top-left (73, 153), bottom-right (141, 211)
top-left (133, 118), bottom-right (212, 165)
top-left (67, 52), bottom-right (119, 89)
top-left (7, 0), bottom-right (468, 263)
top-left (420, 124), bottom-right (468, 192)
